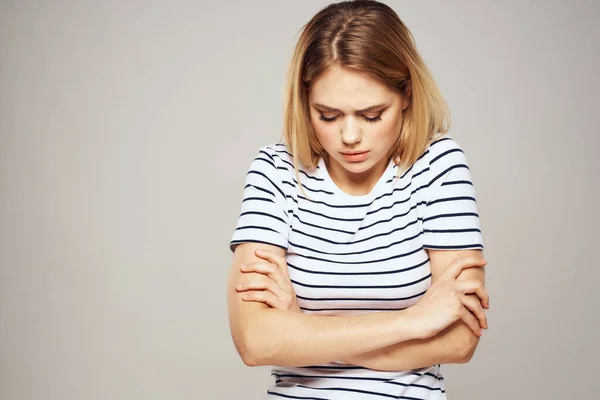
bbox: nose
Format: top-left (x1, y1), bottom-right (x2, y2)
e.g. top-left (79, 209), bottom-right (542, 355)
top-left (341, 118), bottom-right (362, 145)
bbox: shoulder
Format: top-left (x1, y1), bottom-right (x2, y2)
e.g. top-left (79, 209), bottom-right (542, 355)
top-left (245, 142), bottom-right (289, 173)
top-left (426, 134), bottom-right (468, 165)
top-left (243, 142), bottom-right (306, 197)
top-left (250, 142), bottom-right (317, 183)
top-left (423, 134), bottom-right (471, 183)
top-left (255, 142), bottom-right (294, 169)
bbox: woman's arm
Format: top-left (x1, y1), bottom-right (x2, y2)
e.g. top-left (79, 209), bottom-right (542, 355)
top-left (228, 242), bottom-right (421, 367)
top-left (340, 249), bottom-right (487, 371)
top-left (228, 244), bottom-right (487, 368)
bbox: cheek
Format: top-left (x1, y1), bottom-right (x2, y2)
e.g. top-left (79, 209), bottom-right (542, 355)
top-left (375, 116), bottom-right (403, 141)
top-left (311, 120), bottom-right (337, 145)
top-left (367, 123), bottom-right (394, 142)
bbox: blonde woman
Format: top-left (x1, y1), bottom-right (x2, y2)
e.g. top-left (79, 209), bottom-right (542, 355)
top-left (227, 1), bottom-right (489, 399)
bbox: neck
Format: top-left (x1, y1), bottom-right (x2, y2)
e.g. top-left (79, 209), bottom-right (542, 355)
top-left (325, 154), bottom-right (391, 196)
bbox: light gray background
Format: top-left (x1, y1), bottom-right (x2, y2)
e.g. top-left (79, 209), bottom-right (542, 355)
top-left (1, 0), bottom-right (598, 399)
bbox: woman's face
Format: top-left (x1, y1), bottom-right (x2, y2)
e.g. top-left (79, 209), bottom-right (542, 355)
top-left (308, 64), bottom-right (409, 194)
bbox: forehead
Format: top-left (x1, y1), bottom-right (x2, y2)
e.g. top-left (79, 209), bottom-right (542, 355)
top-left (308, 65), bottom-right (396, 110)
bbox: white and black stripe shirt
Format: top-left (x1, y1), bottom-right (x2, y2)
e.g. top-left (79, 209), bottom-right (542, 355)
top-left (230, 135), bottom-right (484, 400)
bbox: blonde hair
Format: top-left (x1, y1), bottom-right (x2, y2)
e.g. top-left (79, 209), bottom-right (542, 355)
top-left (281, 0), bottom-right (450, 197)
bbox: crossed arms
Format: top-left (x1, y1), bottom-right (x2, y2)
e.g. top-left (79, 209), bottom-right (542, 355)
top-left (226, 241), bottom-right (487, 370)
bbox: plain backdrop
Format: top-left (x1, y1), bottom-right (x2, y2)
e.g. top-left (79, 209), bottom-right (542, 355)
top-left (1, 0), bottom-right (598, 399)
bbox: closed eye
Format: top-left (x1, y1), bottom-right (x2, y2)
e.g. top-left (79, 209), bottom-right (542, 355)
top-left (319, 114), bottom-right (382, 123)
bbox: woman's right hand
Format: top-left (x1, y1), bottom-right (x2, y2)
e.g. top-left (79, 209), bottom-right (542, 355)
top-left (408, 256), bottom-right (489, 339)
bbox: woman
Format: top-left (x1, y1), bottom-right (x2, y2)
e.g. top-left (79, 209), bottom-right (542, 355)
top-left (226, 1), bottom-right (489, 399)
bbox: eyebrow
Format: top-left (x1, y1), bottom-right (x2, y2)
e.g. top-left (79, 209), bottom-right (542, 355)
top-left (312, 103), bottom-right (389, 113)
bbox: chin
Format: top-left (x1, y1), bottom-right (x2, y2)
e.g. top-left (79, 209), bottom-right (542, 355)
top-left (339, 159), bottom-right (376, 174)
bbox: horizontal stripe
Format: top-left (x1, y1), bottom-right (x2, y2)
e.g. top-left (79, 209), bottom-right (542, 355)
top-left (294, 181), bottom-right (428, 210)
top-left (241, 196), bottom-right (274, 204)
top-left (272, 373), bottom-right (442, 391)
top-left (246, 170), bottom-right (286, 199)
top-left (300, 306), bottom-right (408, 312)
top-left (441, 179), bottom-right (472, 187)
top-left (287, 244), bottom-right (425, 267)
top-left (427, 196), bottom-right (476, 206)
top-left (286, 257), bottom-right (428, 275)
top-left (229, 239), bottom-right (287, 251)
top-left (290, 215), bottom-right (424, 246)
top-left (303, 365), bottom-right (367, 370)
top-left (423, 228), bottom-right (481, 234)
top-left (295, 288), bottom-right (427, 302)
top-left (244, 183), bottom-right (275, 197)
top-left (295, 205), bottom-right (363, 222)
top-left (255, 157), bottom-right (333, 194)
top-left (429, 164), bottom-right (469, 187)
top-left (290, 273), bottom-right (430, 289)
top-left (410, 371), bottom-right (444, 380)
top-left (288, 219), bottom-right (421, 256)
top-left (267, 391), bottom-right (329, 400)
top-left (423, 243), bottom-right (483, 250)
top-left (282, 179), bottom-right (335, 195)
top-left (289, 384), bottom-right (426, 400)
top-left (271, 146), bottom-right (306, 164)
top-left (430, 147), bottom-right (463, 164)
top-left (292, 213), bottom-right (355, 235)
top-left (423, 212), bottom-right (479, 222)
top-left (266, 151), bottom-right (325, 181)
top-left (240, 211), bottom-right (287, 225)
top-left (235, 225), bottom-right (280, 234)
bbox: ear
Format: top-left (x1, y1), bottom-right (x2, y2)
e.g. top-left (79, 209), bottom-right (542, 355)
top-left (402, 80), bottom-right (412, 111)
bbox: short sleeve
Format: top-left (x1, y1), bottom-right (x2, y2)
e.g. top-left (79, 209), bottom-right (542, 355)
top-left (229, 146), bottom-right (291, 252)
top-left (421, 137), bottom-right (484, 250)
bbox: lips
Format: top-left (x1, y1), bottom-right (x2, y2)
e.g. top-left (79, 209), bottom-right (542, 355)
top-left (340, 151), bottom-right (369, 162)
top-left (341, 151), bottom-right (368, 155)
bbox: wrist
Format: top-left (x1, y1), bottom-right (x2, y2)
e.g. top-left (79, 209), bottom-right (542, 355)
top-left (396, 307), bottom-right (427, 341)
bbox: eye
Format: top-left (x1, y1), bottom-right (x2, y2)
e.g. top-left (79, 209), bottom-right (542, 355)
top-left (363, 115), bottom-right (382, 123)
top-left (319, 114), bottom-right (338, 123)
top-left (318, 114), bottom-right (383, 123)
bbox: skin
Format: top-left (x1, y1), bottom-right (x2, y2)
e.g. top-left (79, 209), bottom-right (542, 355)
top-left (227, 65), bottom-right (489, 369)
top-left (231, 246), bottom-right (487, 368)
top-left (308, 64), bottom-right (410, 195)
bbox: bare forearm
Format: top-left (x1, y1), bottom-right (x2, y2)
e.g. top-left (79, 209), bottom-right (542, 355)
top-left (236, 307), bottom-right (418, 367)
top-left (343, 260), bottom-right (487, 371)
top-left (341, 320), bottom-right (479, 371)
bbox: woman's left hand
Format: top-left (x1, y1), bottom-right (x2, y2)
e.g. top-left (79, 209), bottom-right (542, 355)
top-left (235, 248), bottom-right (301, 313)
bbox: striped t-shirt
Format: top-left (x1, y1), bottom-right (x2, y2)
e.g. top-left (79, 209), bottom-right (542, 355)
top-left (229, 135), bottom-right (484, 400)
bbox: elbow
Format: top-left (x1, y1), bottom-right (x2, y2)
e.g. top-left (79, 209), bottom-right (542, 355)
top-left (232, 328), bottom-right (273, 367)
top-left (239, 348), bottom-right (261, 367)
top-left (456, 332), bottom-right (480, 363)
top-left (235, 337), bottom-right (259, 367)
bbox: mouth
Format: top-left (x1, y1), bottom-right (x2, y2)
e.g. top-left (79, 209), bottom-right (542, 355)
top-left (340, 150), bottom-right (370, 162)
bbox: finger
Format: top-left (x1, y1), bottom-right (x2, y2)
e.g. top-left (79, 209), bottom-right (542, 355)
top-left (255, 249), bottom-right (291, 280)
top-left (456, 279), bottom-right (489, 309)
top-left (236, 273), bottom-right (287, 299)
top-left (240, 290), bottom-right (285, 309)
top-left (443, 256), bottom-right (487, 280)
top-left (461, 294), bottom-right (488, 329)
top-left (460, 306), bottom-right (482, 336)
top-left (241, 261), bottom-right (288, 289)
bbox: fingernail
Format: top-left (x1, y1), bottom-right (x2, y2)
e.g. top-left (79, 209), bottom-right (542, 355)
top-left (240, 263), bottom-right (247, 270)
top-left (236, 284), bottom-right (243, 290)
